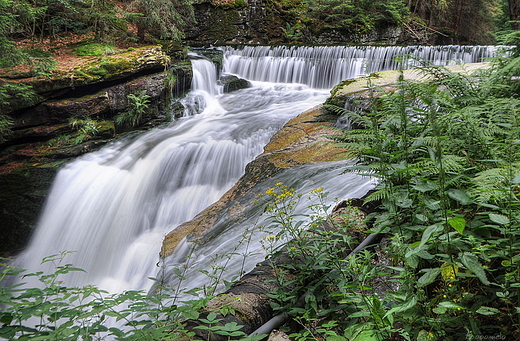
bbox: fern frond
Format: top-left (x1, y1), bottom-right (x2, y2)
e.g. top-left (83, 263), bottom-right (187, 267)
top-left (410, 155), bottom-right (466, 177)
top-left (472, 163), bottom-right (520, 203)
top-left (364, 186), bottom-right (393, 204)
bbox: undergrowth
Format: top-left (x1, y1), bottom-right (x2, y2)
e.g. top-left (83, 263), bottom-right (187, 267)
top-left (283, 43), bottom-right (520, 339)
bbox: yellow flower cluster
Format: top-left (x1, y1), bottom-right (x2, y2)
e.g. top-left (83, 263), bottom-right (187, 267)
top-left (266, 188), bottom-right (275, 195)
top-left (309, 187), bottom-right (324, 194)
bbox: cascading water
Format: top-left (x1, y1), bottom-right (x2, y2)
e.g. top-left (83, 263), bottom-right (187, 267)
top-left (222, 45), bottom-right (501, 89)
top-left (12, 45), bottom-right (503, 295)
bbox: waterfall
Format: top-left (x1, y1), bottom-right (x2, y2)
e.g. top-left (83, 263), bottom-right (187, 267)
top-left (222, 45), bottom-right (502, 89)
top-left (12, 45), bottom-right (500, 295)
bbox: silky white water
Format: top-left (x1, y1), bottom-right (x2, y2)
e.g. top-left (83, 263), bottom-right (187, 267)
top-left (12, 45), bottom-right (502, 295)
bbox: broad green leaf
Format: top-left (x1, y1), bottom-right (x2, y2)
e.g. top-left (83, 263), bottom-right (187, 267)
top-left (412, 180), bottom-right (437, 192)
top-left (415, 213), bottom-right (429, 222)
top-left (432, 306), bottom-right (447, 314)
top-left (420, 224), bottom-right (443, 247)
top-left (351, 329), bottom-right (380, 341)
top-left (394, 191), bottom-right (413, 208)
top-left (460, 252), bottom-right (490, 285)
top-left (437, 301), bottom-right (465, 309)
top-left (447, 189), bottom-right (472, 205)
top-left (416, 250), bottom-right (435, 260)
top-left (424, 197), bottom-right (441, 210)
top-left (417, 268), bottom-right (441, 287)
top-left (476, 306), bottom-right (499, 315)
top-left (489, 213), bottom-right (510, 225)
top-left (326, 335), bottom-right (346, 341)
top-left (27, 336), bottom-right (52, 341)
top-left (349, 311), bottom-right (371, 318)
top-left (448, 216), bottom-right (465, 234)
top-left (384, 296), bottom-right (417, 319)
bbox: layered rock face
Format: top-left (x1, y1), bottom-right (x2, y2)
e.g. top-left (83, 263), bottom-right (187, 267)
top-left (183, 0), bottom-right (430, 46)
top-left (184, 0), bottom-right (286, 45)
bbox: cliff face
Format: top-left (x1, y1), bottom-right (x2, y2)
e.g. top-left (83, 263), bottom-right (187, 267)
top-left (183, 0), bottom-right (430, 46)
top-left (184, 0), bottom-right (286, 45)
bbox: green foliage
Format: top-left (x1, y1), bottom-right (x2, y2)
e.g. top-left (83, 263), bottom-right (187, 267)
top-left (0, 0), bottom-right (26, 67)
top-left (67, 116), bottom-right (100, 144)
top-left (211, 0), bottom-right (248, 9)
top-left (126, 0), bottom-right (195, 41)
top-left (255, 49), bottom-right (520, 340)
top-left (31, 55), bottom-right (58, 78)
top-left (0, 81), bottom-right (37, 121)
top-left (0, 252), bottom-right (259, 340)
top-left (0, 114), bottom-right (13, 143)
top-left (281, 23), bottom-right (303, 43)
top-left (115, 91), bottom-right (151, 130)
top-left (303, 0), bottom-right (409, 35)
top-left (1, 0), bottom-right (193, 45)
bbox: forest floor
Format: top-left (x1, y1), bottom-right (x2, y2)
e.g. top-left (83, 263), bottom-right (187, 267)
top-left (1, 33), bottom-right (152, 79)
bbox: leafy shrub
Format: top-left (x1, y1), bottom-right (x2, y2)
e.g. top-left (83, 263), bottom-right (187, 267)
top-left (0, 252), bottom-right (253, 340)
top-left (88, 66), bottom-right (109, 77)
top-left (30, 56), bottom-right (57, 78)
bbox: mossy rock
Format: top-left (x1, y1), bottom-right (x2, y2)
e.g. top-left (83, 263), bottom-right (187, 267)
top-left (220, 74), bottom-right (251, 93)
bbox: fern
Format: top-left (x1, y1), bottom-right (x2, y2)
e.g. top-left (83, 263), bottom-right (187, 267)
top-left (472, 163), bottom-right (520, 204)
top-left (363, 186), bottom-right (394, 204)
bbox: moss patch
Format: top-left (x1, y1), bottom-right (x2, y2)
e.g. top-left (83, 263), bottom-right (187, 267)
top-left (262, 105), bottom-right (346, 167)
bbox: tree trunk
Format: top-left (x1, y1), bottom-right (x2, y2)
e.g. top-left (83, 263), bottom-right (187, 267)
top-left (509, 0), bottom-right (520, 30)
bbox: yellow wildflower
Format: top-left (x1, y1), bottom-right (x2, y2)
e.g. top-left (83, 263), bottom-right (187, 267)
top-left (309, 187), bottom-right (324, 194)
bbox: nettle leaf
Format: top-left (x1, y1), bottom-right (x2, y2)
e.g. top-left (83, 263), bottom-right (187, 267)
top-left (448, 216), bottom-right (465, 234)
top-left (460, 252), bottom-right (490, 285)
top-left (489, 213), bottom-right (510, 225)
top-left (447, 189), bottom-right (472, 205)
top-left (423, 196), bottom-right (441, 210)
top-left (476, 306), bottom-right (500, 315)
top-left (417, 268), bottom-right (441, 287)
top-left (394, 190), bottom-right (413, 208)
top-left (383, 295), bottom-right (418, 319)
top-left (412, 179), bottom-right (437, 192)
top-left (437, 301), bottom-right (465, 309)
top-left (420, 224), bottom-right (443, 247)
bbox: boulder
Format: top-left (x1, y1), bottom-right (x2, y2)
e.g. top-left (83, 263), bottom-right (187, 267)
top-left (220, 74), bottom-right (251, 93)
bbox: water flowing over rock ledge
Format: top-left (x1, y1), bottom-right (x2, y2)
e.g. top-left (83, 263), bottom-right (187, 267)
top-left (160, 103), bottom-right (344, 257)
top-left (160, 61), bottom-right (491, 259)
